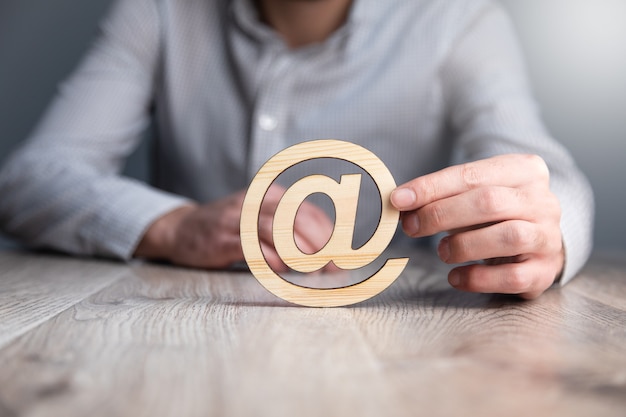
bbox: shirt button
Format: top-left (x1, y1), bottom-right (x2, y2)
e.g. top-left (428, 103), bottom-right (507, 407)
top-left (258, 114), bottom-right (278, 131)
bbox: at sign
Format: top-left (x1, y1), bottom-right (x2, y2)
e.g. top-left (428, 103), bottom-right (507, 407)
top-left (240, 139), bottom-right (409, 307)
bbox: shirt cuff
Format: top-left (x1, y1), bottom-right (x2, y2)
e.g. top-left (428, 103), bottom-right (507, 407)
top-left (78, 183), bottom-right (193, 260)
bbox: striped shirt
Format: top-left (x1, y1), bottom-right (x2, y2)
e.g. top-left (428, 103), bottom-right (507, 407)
top-left (0, 0), bottom-right (593, 283)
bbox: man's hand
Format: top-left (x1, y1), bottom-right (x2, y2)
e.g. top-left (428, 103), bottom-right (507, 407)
top-left (390, 154), bottom-right (564, 299)
top-left (134, 185), bottom-right (335, 272)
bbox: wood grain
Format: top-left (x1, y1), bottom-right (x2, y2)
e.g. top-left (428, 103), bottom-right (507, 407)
top-left (0, 251), bottom-right (129, 350)
top-left (0, 250), bottom-right (625, 417)
top-left (240, 139), bottom-right (408, 307)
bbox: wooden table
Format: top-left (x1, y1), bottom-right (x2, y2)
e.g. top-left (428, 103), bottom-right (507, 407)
top-left (0, 250), bottom-right (625, 417)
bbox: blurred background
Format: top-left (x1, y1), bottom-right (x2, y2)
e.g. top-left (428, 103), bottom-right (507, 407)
top-left (1, 0), bottom-right (625, 251)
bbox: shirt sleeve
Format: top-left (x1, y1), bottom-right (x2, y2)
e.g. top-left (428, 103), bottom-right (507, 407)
top-left (0, 0), bottom-right (190, 259)
top-left (440, 3), bottom-right (594, 285)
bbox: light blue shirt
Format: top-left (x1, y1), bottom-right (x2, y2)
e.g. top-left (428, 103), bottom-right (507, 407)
top-left (0, 0), bottom-right (594, 283)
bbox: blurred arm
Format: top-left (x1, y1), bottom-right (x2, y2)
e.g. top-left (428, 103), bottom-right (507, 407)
top-left (0, 0), bottom-right (189, 259)
top-left (440, 3), bottom-right (594, 284)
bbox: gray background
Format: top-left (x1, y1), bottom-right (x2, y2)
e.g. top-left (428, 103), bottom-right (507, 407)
top-left (1, 0), bottom-right (625, 251)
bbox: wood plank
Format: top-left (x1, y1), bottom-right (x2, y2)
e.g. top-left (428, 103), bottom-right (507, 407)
top-left (566, 253), bottom-right (626, 311)
top-left (353, 260), bottom-right (626, 417)
top-left (0, 251), bottom-right (129, 350)
top-left (0, 262), bottom-right (408, 417)
top-left (0, 252), bottom-right (624, 416)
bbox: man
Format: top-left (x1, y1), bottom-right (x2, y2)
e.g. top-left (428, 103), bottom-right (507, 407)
top-left (0, 0), bottom-right (594, 299)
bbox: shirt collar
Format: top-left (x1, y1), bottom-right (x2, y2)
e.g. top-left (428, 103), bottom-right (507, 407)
top-left (230, 0), bottom-right (277, 44)
top-left (229, 0), bottom-right (383, 50)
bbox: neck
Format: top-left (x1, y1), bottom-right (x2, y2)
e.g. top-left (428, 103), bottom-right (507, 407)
top-left (255, 0), bottom-right (354, 48)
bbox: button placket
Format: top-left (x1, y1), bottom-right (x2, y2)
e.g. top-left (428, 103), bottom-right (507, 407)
top-left (249, 51), bottom-right (293, 176)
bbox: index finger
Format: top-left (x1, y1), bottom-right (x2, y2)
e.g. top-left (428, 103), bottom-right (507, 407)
top-left (390, 154), bottom-right (548, 210)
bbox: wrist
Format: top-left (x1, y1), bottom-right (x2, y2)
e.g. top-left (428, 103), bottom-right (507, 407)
top-left (134, 204), bottom-right (198, 260)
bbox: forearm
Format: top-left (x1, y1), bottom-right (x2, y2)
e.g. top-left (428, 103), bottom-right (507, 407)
top-left (0, 149), bottom-right (192, 259)
top-left (0, 0), bottom-right (179, 258)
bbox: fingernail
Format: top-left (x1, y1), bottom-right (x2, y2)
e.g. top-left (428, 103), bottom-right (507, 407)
top-left (391, 188), bottom-right (416, 209)
top-left (412, 213), bottom-right (420, 233)
top-left (438, 237), bottom-right (450, 262)
top-left (449, 270), bottom-right (461, 287)
top-left (403, 212), bottom-right (420, 236)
